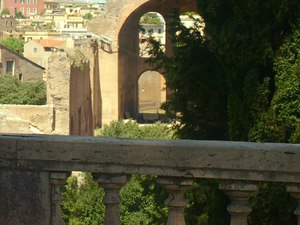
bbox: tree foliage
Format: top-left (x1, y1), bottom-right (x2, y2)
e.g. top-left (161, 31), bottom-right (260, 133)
top-left (61, 173), bottom-right (105, 225)
top-left (83, 13), bottom-right (93, 20)
top-left (1, 8), bottom-right (10, 16)
top-left (249, 22), bottom-right (300, 143)
top-left (0, 75), bottom-right (46, 105)
top-left (197, 0), bottom-right (300, 141)
top-left (148, 9), bottom-right (227, 140)
top-left (0, 38), bottom-right (25, 55)
top-left (15, 11), bottom-right (24, 19)
top-left (147, 1), bottom-right (300, 224)
top-left (140, 14), bottom-right (162, 25)
top-left (97, 120), bottom-right (175, 140)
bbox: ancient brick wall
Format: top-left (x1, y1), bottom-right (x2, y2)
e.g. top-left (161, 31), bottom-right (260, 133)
top-left (69, 59), bottom-right (94, 136)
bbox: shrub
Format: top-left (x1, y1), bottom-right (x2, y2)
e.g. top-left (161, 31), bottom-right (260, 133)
top-left (0, 75), bottom-right (46, 105)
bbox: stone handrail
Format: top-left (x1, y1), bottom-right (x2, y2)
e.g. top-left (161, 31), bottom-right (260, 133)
top-left (1, 134), bottom-right (300, 225)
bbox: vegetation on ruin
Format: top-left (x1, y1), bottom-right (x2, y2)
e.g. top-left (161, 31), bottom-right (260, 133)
top-left (140, 14), bottom-right (162, 25)
top-left (0, 75), bottom-right (46, 105)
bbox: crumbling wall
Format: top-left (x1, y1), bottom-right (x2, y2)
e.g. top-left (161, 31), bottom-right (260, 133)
top-left (0, 105), bottom-right (53, 134)
top-left (47, 53), bottom-right (71, 135)
top-left (0, 51), bottom-right (96, 135)
top-left (0, 53), bottom-right (71, 135)
top-left (69, 50), bottom-right (94, 136)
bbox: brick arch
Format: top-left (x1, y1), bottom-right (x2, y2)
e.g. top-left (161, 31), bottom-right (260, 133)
top-left (118, 0), bottom-right (198, 119)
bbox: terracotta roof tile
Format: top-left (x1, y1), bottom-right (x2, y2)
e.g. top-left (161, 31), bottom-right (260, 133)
top-left (34, 39), bottom-right (64, 47)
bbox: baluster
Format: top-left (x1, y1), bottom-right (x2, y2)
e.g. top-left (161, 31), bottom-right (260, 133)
top-left (50, 172), bottom-right (70, 225)
top-left (157, 177), bottom-right (193, 225)
top-left (93, 173), bottom-right (129, 225)
top-left (287, 185), bottom-right (300, 225)
top-left (219, 181), bottom-right (257, 225)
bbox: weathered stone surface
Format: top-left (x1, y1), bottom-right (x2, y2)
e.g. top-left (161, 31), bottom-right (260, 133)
top-left (0, 134), bottom-right (299, 183)
top-left (158, 177), bottom-right (193, 225)
top-left (0, 105), bottom-right (54, 134)
top-left (220, 181), bottom-right (258, 225)
top-left (47, 53), bottom-right (70, 135)
top-left (0, 134), bottom-right (299, 224)
top-left (0, 170), bottom-right (50, 225)
top-left (93, 173), bottom-right (129, 225)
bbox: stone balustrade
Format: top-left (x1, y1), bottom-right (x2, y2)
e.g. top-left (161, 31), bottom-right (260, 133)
top-left (0, 134), bottom-right (300, 225)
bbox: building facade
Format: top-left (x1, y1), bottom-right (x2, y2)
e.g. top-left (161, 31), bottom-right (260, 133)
top-left (2, 0), bottom-right (45, 17)
top-left (0, 44), bottom-right (44, 81)
top-left (0, 16), bottom-right (16, 33)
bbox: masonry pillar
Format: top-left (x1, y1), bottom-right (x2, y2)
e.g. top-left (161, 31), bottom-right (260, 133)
top-left (220, 181), bottom-right (257, 225)
top-left (157, 177), bottom-right (193, 225)
top-left (93, 173), bottom-right (130, 225)
top-left (287, 184), bottom-right (300, 225)
top-left (47, 53), bottom-right (70, 135)
top-left (50, 172), bottom-right (70, 225)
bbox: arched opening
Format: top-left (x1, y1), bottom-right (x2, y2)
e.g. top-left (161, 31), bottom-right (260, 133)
top-left (138, 70), bottom-right (166, 120)
top-left (139, 12), bottom-right (166, 57)
top-left (117, 0), bottom-right (199, 120)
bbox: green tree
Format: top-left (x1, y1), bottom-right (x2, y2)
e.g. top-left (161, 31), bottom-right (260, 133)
top-left (197, 0), bottom-right (300, 141)
top-left (148, 9), bottom-right (227, 140)
top-left (147, 1), bottom-right (300, 224)
top-left (83, 13), bottom-right (93, 20)
top-left (15, 11), bottom-right (24, 19)
top-left (0, 75), bottom-right (46, 105)
top-left (140, 15), bottom-right (162, 25)
top-left (0, 38), bottom-right (25, 55)
top-left (61, 173), bottom-right (105, 225)
top-left (249, 22), bottom-right (300, 143)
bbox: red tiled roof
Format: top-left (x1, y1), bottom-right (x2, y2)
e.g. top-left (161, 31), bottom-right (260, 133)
top-left (34, 39), bottom-right (64, 48)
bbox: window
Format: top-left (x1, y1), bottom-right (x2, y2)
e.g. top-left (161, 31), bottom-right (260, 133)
top-left (33, 0), bottom-right (37, 4)
top-left (33, 8), bottom-right (37, 14)
top-left (20, 0), bottom-right (24, 4)
top-left (6, 61), bottom-right (14, 75)
top-left (33, 47), bottom-right (37, 53)
top-left (20, 8), bottom-right (24, 14)
top-left (19, 74), bottom-right (23, 81)
top-left (27, 0), bottom-right (30, 3)
top-left (27, 8), bottom-right (30, 14)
